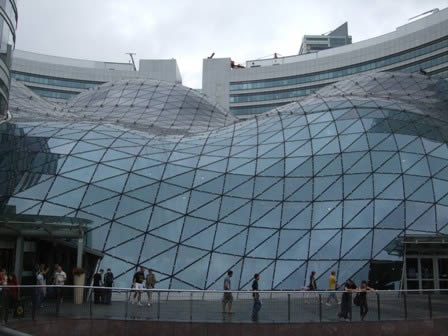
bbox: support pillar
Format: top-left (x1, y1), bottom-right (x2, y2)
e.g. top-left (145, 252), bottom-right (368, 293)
top-left (77, 234), bottom-right (83, 268)
top-left (14, 236), bottom-right (24, 282)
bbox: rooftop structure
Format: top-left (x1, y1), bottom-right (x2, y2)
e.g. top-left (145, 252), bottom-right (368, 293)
top-left (298, 22), bottom-right (352, 55)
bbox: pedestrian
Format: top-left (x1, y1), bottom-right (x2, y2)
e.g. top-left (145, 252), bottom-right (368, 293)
top-left (145, 268), bottom-right (157, 307)
top-left (326, 271), bottom-right (339, 306)
top-left (7, 274), bottom-right (20, 316)
top-left (0, 269), bottom-right (8, 323)
top-left (103, 268), bottom-right (114, 305)
top-left (305, 271), bottom-right (317, 303)
top-left (93, 269), bottom-right (104, 304)
top-left (308, 271), bottom-right (317, 291)
top-left (357, 280), bottom-right (374, 321)
top-left (53, 265), bottom-right (67, 303)
top-left (338, 279), bottom-right (356, 321)
top-left (222, 270), bottom-right (233, 314)
top-left (36, 270), bottom-right (46, 308)
top-left (131, 266), bottom-right (145, 306)
top-left (251, 273), bottom-right (262, 322)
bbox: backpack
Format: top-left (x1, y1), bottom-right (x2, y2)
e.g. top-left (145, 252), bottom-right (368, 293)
top-left (104, 272), bottom-right (114, 286)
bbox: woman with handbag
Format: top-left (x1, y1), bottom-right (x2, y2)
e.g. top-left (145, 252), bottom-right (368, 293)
top-left (338, 279), bottom-right (356, 321)
top-left (358, 281), bottom-right (374, 321)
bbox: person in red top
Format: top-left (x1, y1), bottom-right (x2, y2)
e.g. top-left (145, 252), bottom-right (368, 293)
top-left (8, 273), bottom-right (20, 305)
top-left (0, 268), bottom-right (7, 323)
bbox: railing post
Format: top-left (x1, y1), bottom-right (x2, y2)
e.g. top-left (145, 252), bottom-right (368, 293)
top-left (189, 291), bottom-right (193, 321)
top-left (318, 293), bottom-right (322, 322)
top-left (287, 293), bottom-right (291, 322)
top-left (125, 290), bottom-right (129, 321)
top-left (31, 287), bottom-right (36, 321)
top-left (428, 293), bottom-right (433, 319)
top-left (403, 292), bottom-right (408, 320)
top-left (89, 289), bottom-right (93, 319)
top-left (55, 287), bottom-right (60, 317)
top-left (157, 291), bottom-right (161, 320)
top-left (376, 292), bottom-right (381, 321)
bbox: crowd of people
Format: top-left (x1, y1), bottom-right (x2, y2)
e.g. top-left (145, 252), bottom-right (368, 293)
top-left (0, 268), bottom-right (20, 323)
top-left (222, 269), bottom-right (374, 322)
top-left (2, 263), bottom-right (375, 324)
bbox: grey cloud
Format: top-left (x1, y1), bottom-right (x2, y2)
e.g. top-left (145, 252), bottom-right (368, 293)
top-left (16, 0), bottom-right (447, 88)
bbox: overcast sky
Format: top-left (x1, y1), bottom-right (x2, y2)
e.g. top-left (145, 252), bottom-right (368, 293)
top-left (16, 0), bottom-right (447, 88)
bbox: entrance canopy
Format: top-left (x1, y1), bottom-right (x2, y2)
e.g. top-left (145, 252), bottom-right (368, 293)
top-left (0, 213), bottom-right (91, 239)
top-left (386, 234), bottom-right (448, 256)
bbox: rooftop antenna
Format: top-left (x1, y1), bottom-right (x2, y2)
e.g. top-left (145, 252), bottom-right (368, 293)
top-left (126, 52), bottom-right (137, 71)
top-left (408, 8), bottom-right (439, 21)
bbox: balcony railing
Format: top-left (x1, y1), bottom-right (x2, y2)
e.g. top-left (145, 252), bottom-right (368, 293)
top-left (0, 286), bottom-right (447, 324)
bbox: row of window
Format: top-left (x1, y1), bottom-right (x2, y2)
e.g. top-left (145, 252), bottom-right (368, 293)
top-left (229, 52), bottom-right (448, 109)
top-left (230, 103), bottom-right (285, 116)
top-left (230, 37), bottom-right (448, 91)
top-left (28, 86), bottom-right (79, 100)
top-left (230, 85), bottom-right (325, 104)
top-left (12, 71), bottom-right (104, 90)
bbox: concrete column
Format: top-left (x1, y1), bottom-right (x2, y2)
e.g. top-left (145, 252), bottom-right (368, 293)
top-left (77, 235), bottom-right (83, 268)
top-left (14, 236), bottom-right (24, 282)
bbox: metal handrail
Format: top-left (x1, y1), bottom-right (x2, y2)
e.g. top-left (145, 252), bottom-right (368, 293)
top-left (1, 285), bottom-right (446, 325)
top-left (2, 285), bottom-right (448, 294)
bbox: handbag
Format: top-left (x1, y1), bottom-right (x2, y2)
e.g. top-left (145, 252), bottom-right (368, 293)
top-left (353, 293), bottom-right (361, 306)
top-left (14, 300), bottom-right (24, 319)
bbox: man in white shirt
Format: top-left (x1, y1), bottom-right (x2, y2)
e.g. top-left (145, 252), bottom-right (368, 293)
top-left (54, 265), bottom-right (67, 303)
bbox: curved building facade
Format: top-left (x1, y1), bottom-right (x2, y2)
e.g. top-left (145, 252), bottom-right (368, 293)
top-left (0, 0), bottom-right (17, 121)
top-left (203, 7), bottom-right (448, 116)
top-left (2, 71), bottom-right (448, 291)
top-left (11, 50), bottom-right (182, 103)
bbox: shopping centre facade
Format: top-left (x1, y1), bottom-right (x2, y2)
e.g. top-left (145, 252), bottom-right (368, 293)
top-left (1, 6), bottom-right (448, 292)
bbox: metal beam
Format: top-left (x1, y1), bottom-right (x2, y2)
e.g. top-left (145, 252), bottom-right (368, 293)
top-left (14, 236), bottom-right (24, 282)
top-left (0, 229), bottom-right (82, 238)
top-left (77, 234), bottom-right (84, 268)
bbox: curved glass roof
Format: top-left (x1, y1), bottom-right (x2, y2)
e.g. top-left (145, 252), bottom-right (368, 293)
top-left (3, 72), bottom-right (448, 290)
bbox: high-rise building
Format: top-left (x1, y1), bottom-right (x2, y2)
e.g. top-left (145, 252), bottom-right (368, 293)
top-left (0, 0), bottom-right (17, 121)
top-left (202, 8), bottom-right (448, 116)
top-left (299, 22), bottom-right (352, 55)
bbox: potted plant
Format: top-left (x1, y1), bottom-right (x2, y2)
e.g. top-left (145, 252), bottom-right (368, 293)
top-left (73, 267), bottom-right (86, 304)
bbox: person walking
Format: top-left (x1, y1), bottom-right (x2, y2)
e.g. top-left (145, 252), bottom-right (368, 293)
top-left (131, 266), bottom-right (145, 306)
top-left (53, 265), bottom-right (67, 303)
top-left (7, 274), bottom-right (19, 318)
top-left (251, 273), bottom-right (262, 322)
top-left (338, 279), bottom-right (356, 321)
top-left (145, 268), bottom-right (157, 306)
top-left (222, 270), bottom-right (233, 314)
top-left (36, 270), bottom-right (46, 308)
top-left (358, 281), bottom-right (374, 321)
top-left (1, 269), bottom-right (9, 324)
top-left (305, 271), bottom-right (317, 303)
top-left (326, 271), bottom-right (339, 306)
top-left (93, 269), bottom-right (104, 304)
top-left (103, 268), bottom-right (114, 305)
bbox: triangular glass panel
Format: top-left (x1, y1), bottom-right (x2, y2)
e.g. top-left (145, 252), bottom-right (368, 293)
top-left (116, 207), bottom-right (152, 232)
top-left (149, 218), bottom-right (184, 242)
top-left (273, 260), bottom-right (305, 288)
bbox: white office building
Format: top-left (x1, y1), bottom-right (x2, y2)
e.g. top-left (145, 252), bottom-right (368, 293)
top-left (11, 50), bottom-right (182, 103)
top-left (202, 8), bottom-right (448, 116)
